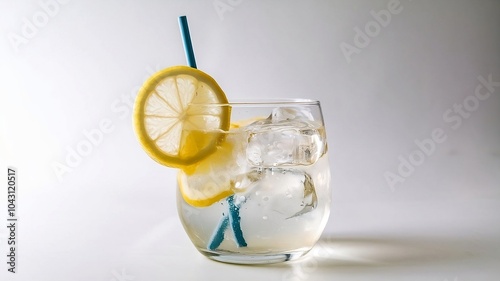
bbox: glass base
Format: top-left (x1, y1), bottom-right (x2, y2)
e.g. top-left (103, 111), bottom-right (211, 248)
top-left (199, 249), bottom-right (309, 265)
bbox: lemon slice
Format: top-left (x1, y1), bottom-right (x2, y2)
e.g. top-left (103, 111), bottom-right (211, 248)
top-left (133, 66), bottom-right (230, 168)
top-left (177, 117), bottom-right (268, 207)
top-left (177, 139), bottom-right (237, 207)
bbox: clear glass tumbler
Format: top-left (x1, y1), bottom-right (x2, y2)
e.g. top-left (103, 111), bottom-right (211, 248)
top-left (176, 99), bottom-right (331, 264)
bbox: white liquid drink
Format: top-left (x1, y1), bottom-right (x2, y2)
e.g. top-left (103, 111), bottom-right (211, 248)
top-left (177, 105), bottom-right (331, 264)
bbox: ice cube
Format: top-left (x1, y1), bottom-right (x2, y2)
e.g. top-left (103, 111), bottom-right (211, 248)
top-left (231, 169), bottom-right (262, 193)
top-left (245, 117), bottom-right (326, 167)
top-left (271, 107), bottom-right (315, 123)
top-left (240, 168), bottom-right (318, 219)
top-left (287, 172), bottom-right (317, 218)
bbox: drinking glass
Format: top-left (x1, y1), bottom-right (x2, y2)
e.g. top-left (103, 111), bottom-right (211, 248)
top-left (176, 99), bottom-right (331, 264)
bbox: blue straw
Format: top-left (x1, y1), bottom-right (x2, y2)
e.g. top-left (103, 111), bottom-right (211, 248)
top-left (208, 215), bottom-right (229, 250)
top-left (208, 195), bottom-right (247, 250)
top-left (178, 16), bottom-right (197, 69)
top-left (177, 16), bottom-right (246, 250)
top-left (227, 195), bottom-right (247, 247)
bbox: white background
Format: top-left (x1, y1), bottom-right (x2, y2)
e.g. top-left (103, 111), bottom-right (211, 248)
top-left (1, 0), bottom-right (500, 280)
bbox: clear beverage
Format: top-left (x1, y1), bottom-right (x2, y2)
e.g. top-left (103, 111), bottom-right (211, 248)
top-left (176, 100), bottom-right (331, 264)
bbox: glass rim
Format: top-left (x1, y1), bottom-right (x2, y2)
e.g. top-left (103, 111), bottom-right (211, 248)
top-left (196, 99), bottom-right (320, 106)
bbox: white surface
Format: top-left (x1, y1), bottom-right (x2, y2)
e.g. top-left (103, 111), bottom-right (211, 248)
top-left (1, 0), bottom-right (500, 280)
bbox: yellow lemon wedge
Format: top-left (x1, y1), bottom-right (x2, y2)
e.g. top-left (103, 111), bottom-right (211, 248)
top-left (133, 66), bottom-right (230, 168)
top-left (177, 117), bottom-right (267, 207)
top-left (177, 139), bottom-right (237, 207)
